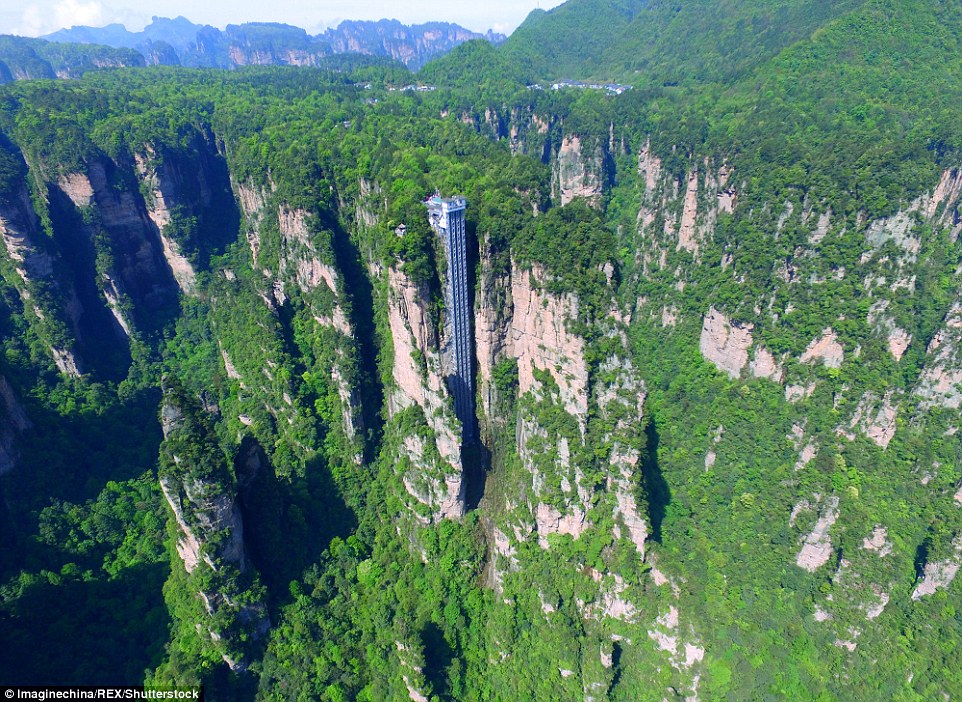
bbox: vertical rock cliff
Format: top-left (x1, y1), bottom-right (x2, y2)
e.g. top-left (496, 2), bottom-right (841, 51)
top-left (386, 262), bottom-right (465, 522)
top-left (158, 385), bottom-right (269, 672)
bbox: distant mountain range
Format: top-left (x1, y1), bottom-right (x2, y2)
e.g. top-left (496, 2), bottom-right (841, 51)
top-left (42, 16), bottom-right (505, 71)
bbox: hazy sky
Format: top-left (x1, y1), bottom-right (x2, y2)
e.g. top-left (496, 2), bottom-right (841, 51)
top-left (1, 0), bottom-right (565, 38)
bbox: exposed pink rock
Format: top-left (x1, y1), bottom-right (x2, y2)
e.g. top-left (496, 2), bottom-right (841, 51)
top-left (887, 328), bottom-right (911, 361)
top-left (331, 364), bottom-right (361, 447)
top-left (862, 526), bottom-right (892, 556)
top-left (924, 168), bottom-right (962, 222)
top-left (555, 134), bottom-right (603, 206)
top-left (795, 441), bottom-right (817, 471)
top-left (594, 355), bottom-right (648, 557)
top-left (474, 233), bottom-right (513, 419)
top-left (395, 642), bottom-right (431, 702)
top-left (58, 172), bottom-right (95, 207)
top-left (750, 346), bottom-right (783, 382)
top-left (717, 186), bottom-right (736, 214)
top-left (796, 496), bottom-right (840, 572)
top-left (508, 263), bottom-right (589, 424)
top-left (220, 347), bottom-right (242, 381)
top-left (684, 643), bottom-right (705, 666)
top-left (850, 392), bottom-right (899, 449)
top-left (786, 383), bottom-right (816, 403)
top-left (916, 301), bottom-right (962, 409)
top-left (699, 307), bottom-right (753, 379)
top-left (912, 537), bottom-right (962, 600)
top-left (160, 473), bottom-right (247, 575)
top-left (678, 170), bottom-right (699, 253)
top-left (609, 444), bottom-right (648, 557)
top-left (535, 502), bottom-right (588, 547)
top-left (810, 210), bottom-right (832, 244)
top-left (651, 567), bottom-right (670, 587)
top-left (637, 139), bottom-right (662, 191)
top-left (800, 329), bottom-right (844, 368)
top-left (235, 182), bottom-right (267, 265)
top-left (867, 301), bottom-right (911, 361)
top-left (132, 152), bottom-right (198, 294)
top-left (582, 570), bottom-right (637, 622)
top-left (387, 266), bottom-right (464, 521)
top-left (864, 590), bottom-right (889, 620)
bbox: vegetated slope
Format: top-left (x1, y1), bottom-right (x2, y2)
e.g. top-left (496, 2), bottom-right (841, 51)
top-left (45, 17), bottom-right (505, 71)
top-left (1, 0), bottom-right (962, 699)
top-left (474, 0), bottom-right (866, 84)
top-left (0, 35), bottom-right (144, 82)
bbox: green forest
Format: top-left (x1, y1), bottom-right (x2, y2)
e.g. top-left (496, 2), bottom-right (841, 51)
top-left (1, 0), bottom-right (962, 700)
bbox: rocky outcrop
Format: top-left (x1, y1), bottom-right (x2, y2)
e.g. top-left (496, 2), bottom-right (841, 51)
top-left (507, 263), bottom-right (589, 426)
top-left (134, 151), bottom-right (198, 294)
top-left (387, 265), bottom-right (464, 521)
top-left (0, 174), bottom-right (84, 375)
top-left (915, 300), bottom-right (962, 409)
top-left (750, 346), bottom-right (783, 382)
top-left (912, 534), bottom-right (962, 600)
top-left (597, 355), bottom-right (649, 559)
top-left (867, 300), bottom-right (911, 362)
top-left (159, 397), bottom-right (248, 575)
top-left (158, 388), bottom-right (269, 670)
top-left (677, 170), bottom-right (700, 253)
top-left (862, 526), bottom-right (892, 556)
top-left (636, 151), bottom-right (733, 275)
top-left (637, 139), bottom-right (662, 192)
top-left (796, 496), bottom-right (840, 571)
top-left (700, 307), bottom-right (753, 379)
top-left (475, 233), bottom-right (513, 421)
top-left (395, 641), bottom-right (432, 702)
top-left (848, 391), bottom-right (899, 449)
top-left (0, 375), bottom-right (31, 475)
top-left (553, 134), bottom-right (604, 207)
top-left (800, 329), bottom-right (844, 368)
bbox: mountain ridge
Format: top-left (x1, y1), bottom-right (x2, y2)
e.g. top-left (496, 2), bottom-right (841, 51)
top-left (43, 16), bottom-right (505, 71)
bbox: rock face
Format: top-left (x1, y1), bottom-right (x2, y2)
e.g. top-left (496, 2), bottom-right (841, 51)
top-left (700, 307), bottom-right (753, 379)
top-left (65, 158), bottom-right (182, 330)
top-left (46, 17), bottom-right (504, 72)
top-left (508, 263), bottom-right (589, 425)
top-left (597, 356), bottom-right (649, 559)
top-left (796, 496), bottom-right (840, 572)
top-left (553, 134), bottom-right (605, 206)
top-left (512, 260), bottom-right (594, 545)
top-left (915, 300), bottom-right (962, 409)
top-left (677, 170), bottom-right (700, 253)
top-left (158, 388), bottom-right (269, 671)
top-left (849, 392), bottom-right (899, 449)
top-left (800, 329), bottom-right (844, 369)
top-left (387, 265), bottom-right (465, 522)
top-left (0, 375), bottom-right (31, 475)
top-left (475, 233), bottom-right (513, 422)
top-left (912, 535), bottom-right (962, 600)
top-left (232, 181), bottom-right (363, 452)
top-left (134, 151), bottom-right (199, 295)
top-left (868, 301), bottom-right (911, 362)
top-left (0, 168), bottom-right (84, 375)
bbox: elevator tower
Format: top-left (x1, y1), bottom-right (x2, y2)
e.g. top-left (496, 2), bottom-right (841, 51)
top-left (426, 194), bottom-right (476, 445)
